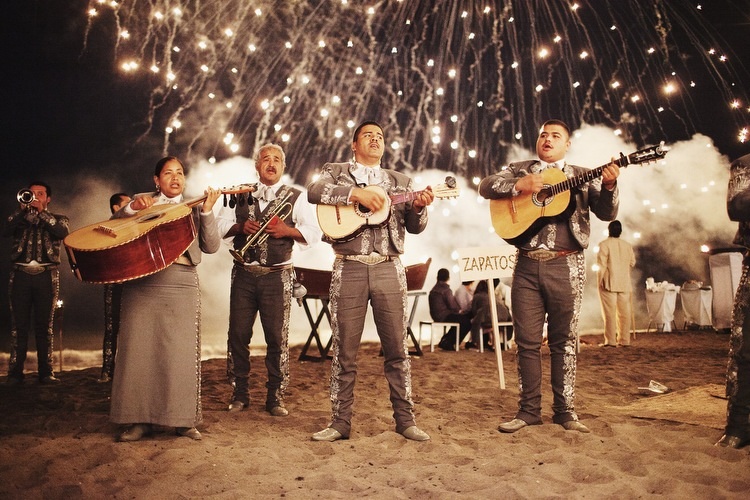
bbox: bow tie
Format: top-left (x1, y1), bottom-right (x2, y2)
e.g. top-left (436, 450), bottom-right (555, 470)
top-left (353, 165), bottom-right (380, 185)
top-left (534, 161), bottom-right (562, 174)
top-left (253, 185), bottom-right (276, 202)
top-left (157, 194), bottom-right (180, 205)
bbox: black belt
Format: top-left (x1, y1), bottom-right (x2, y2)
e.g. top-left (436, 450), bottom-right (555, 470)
top-left (520, 249), bottom-right (579, 262)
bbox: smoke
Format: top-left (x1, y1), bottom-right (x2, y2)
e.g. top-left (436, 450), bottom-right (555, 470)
top-left (187, 125), bottom-right (737, 349)
top-left (0, 126), bottom-right (737, 358)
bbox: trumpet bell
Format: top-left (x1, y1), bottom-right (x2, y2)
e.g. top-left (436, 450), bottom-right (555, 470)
top-left (228, 249), bottom-right (244, 262)
top-left (17, 189), bottom-right (35, 205)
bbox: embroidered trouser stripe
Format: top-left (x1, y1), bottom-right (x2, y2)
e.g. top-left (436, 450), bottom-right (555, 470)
top-left (511, 253), bottom-right (585, 424)
top-left (327, 258), bottom-right (415, 437)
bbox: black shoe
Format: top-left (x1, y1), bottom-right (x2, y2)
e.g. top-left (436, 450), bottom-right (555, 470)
top-left (465, 341), bottom-right (478, 350)
top-left (39, 375), bottom-right (61, 385)
top-left (5, 376), bottom-right (23, 386)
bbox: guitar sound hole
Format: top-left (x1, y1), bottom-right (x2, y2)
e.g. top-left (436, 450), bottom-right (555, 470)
top-left (534, 188), bottom-right (553, 206)
top-left (139, 213), bottom-right (162, 222)
top-left (355, 202), bottom-right (373, 218)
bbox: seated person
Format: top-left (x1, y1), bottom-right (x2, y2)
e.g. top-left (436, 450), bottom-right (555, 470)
top-left (470, 280), bottom-right (513, 350)
top-left (494, 278), bottom-right (512, 313)
top-left (454, 280), bottom-right (474, 314)
top-left (428, 268), bottom-right (472, 350)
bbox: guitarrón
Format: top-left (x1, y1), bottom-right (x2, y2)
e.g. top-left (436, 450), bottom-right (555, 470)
top-left (64, 185), bottom-right (252, 284)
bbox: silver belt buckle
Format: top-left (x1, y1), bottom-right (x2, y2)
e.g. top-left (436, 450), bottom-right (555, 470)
top-left (243, 265), bottom-right (272, 276)
top-left (340, 254), bottom-right (389, 265)
top-left (527, 249), bottom-right (557, 262)
top-left (242, 264), bottom-right (291, 276)
top-left (17, 265), bottom-right (48, 275)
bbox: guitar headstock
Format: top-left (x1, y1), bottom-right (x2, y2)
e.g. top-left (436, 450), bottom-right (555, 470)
top-left (220, 184), bottom-right (255, 209)
top-left (621, 142), bottom-right (669, 167)
top-left (221, 184), bottom-right (255, 195)
top-left (433, 176), bottom-right (461, 199)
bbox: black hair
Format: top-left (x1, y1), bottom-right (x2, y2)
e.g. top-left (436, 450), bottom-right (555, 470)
top-left (437, 268), bottom-right (450, 282)
top-left (608, 220), bottom-right (623, 238)
top-left (28, 180), bottom-right (51, 197)
top-left (540, 119), bottom-right (571, 138)
top-left (109, 192), bottom-right (130, 214)
top-left (154, 156), bottom-right (186, 177)
top-left (353, 121), bottom-right (383, 142)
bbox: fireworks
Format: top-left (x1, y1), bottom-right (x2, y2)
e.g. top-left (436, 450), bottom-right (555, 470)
top-left (83, 0), bottom-right (748, 182)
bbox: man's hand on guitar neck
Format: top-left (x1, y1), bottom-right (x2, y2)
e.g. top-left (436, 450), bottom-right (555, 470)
top-left (602, 159), bottom-right (620, 191)
top-left (412, 187), bottom-right (434, 211)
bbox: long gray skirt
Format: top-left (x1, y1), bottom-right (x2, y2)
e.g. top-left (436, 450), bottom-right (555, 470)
top-left (110, 264), bottom-right (202, 428)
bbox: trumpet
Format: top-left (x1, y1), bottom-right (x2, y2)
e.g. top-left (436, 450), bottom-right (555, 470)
top-left (17, 189), bottom-right (36, 207)
top-left (229, 192), bottom-right (294, 262)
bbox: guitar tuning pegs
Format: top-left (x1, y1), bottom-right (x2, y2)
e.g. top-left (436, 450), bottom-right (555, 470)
top-left (223, 194), bottom-right (228, 208)
top-left (228, 195), bottom-right (236, 209)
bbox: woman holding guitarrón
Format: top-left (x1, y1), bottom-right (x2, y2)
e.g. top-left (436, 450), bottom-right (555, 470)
top-left (109, 156), bottom-right (221, 442)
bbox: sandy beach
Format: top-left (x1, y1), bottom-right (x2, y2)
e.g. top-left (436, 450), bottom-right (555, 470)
top-left (1, 329), bottom-right (749, 499)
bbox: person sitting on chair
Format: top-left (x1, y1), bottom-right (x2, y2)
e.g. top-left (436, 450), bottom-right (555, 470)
top-left (470, 280), bottom-right (513, 351)
top-left (428, 268), bottom-right (472, 350)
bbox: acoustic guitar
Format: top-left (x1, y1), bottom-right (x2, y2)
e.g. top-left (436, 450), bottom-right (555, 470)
top-left (490, 144), bottom-right (667, 246)
top-left (64, 185), bottom-right (252, 284)
top-left (317, 176), bottom-right (460, 241)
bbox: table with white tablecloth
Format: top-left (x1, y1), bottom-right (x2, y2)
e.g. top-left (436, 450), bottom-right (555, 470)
top-left (708, 251), bottom-right (744, 330)
top-left (680, 287), bottom-right (713, 328)
top-left (645, 289), bottom-right (678, 332)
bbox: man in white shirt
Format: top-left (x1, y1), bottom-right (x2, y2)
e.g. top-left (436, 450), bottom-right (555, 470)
top-left (217, 143), bottom-right (321, 417)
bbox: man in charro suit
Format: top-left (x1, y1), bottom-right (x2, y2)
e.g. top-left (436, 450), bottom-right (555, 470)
top-left (217, 143), bottom-right (321, 417)
top-left (479, 119), bottom-right (620, 435)
top-left (306, 121), bottom-right (434, 442)
top-left (717, 152), bottom-right (750, 449)
top-left (4, 181), bottom-right (69, 386)
top-left (98, 192), bottom-right (132, 383)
